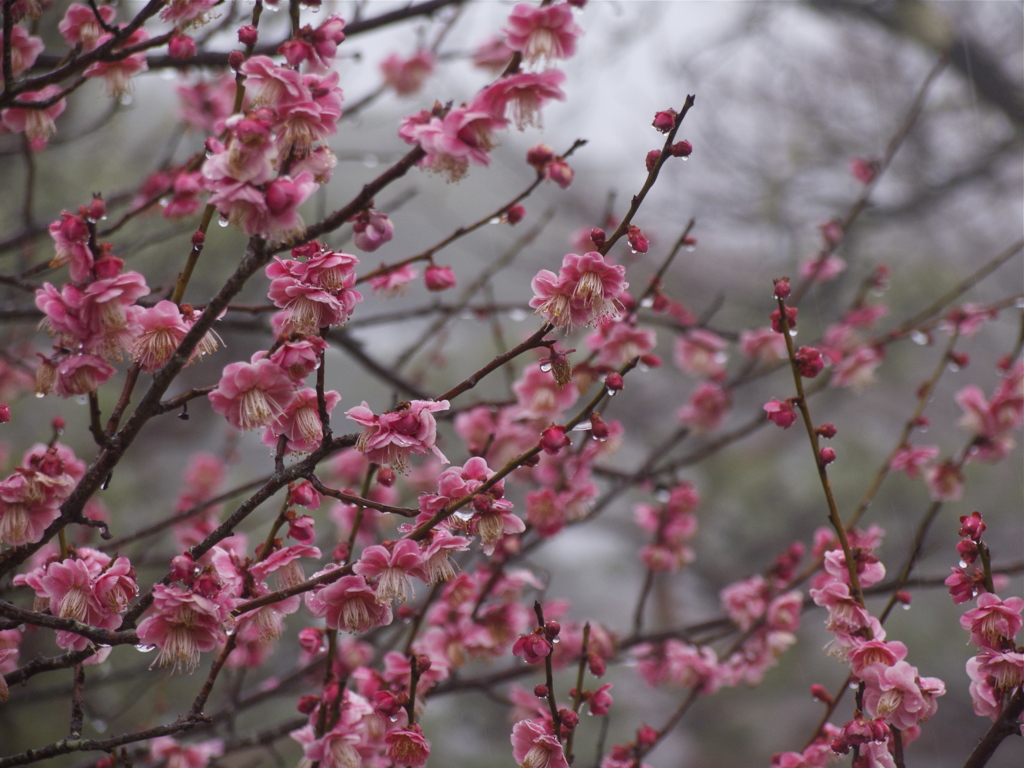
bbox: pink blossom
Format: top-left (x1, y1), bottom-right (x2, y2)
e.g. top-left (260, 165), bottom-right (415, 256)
top-left (51, 353), bottom-right (116, 398)
top-left (346, 399), bottom-right (449, 471)
top-left (266, 247), bottom-right (362, 333)
top-left (675, 330), bottom-right (728, 377)
top-left (239, 56), bottom-right (307, 107)
top-left (0, 24), bottom-right (43, 77)
top-left (860, 660), bottom-right (944, 730)
top-left (543, 158), bottom-right (574, 188)
top-left (946, 567), bottom-right (986, 604)
top-left (764, 398), bottom-right (798, 429)
top-left (850, 157), bottom-right (879, 184)
top-left (208, 359), bottom-right (296, 431)
top-left (677, 380), bottom-right (730, 432)
top-left (967, 652), bottom-right (1005, 719)
top-left (353, 539), bottom-right (426, 603)
top-left (420, 530), bottom-right (471, 585)
top-left (511, 366), bottom-right (578, 422)
top-left (510, 719), bottom-right (569, 768)
top-left (512, 630), bottom-right (553, 664)
top-left (176, 74), bottom-right (242, 134)
top-left (381, 50), bottom-right (436, 96)
top-left (475, 70), bottom-right (566, 130)
top-left (847, 640), bottom-right (908, 678)
top-left (504, 3), bottom-right (582, 65)
top-left (59, 3), bottom-right (116, 50)
top-left (721, 576), bottom-right (768, 631)
top-left (530, 252), bottom-right (627, 329)
top-left (799, 253), bottom-right (846, 283)
top-left (739, 327), bottom-right (787, 361)
top-left (586, 322), bottom-right (656, 367)
top-left (129, 301), bottom-right (189, 371)
top-left (368, 263), bottom-right (418, 296)
top-left (262, 387), bottom-right (340, 453)
top-left (279, 15), bottom-right (346, 71)
top-left (823, 547), bottom-right (885, 588)
top-left (136, 584), bottom-right (233, 672)
top-left (634, 639), bottom-right (720, 693)
top-left (350, 209), bottom-right (394, 252)
top-left (960, 593), bottom-right (1024, 651)
top-left (889, 444), bottom-right (939, 478)
top-left (268, 335), bottom-right (328, 381)
top-left (924, 461), bottom-right (963, 502)
top-left (1, 84), bottom-right (68, 146)
top-left (832, 345), bottom-right (885, 390)
top-left (149, 736), bottom-right (224, 768)
top-left (472, 35), bottom-right (515, 74)
top-left (399, 107), bottom-right (506, 182)
top-left (385, 725), bottom-right (430, 766)
top-left (307, 573), bottom-right (393, 633)
top-left (84, 30), bottom-right (149, 99)
top-left (159, 0), bottom-right (218, 25)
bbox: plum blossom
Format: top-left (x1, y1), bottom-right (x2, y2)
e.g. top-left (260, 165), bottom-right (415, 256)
top-left (960, 593), bottom-right (1024, 651)
top-left (400, 106), bottom-right (507, 182)
top-left (530, 252), bottom-right (628, 329)
top-left (1, 85), bottom-right (68, 147)
top-left (674, 329), bottom-right (727, 377)
top-left (208, 359), bottom-right (296, 431)
top-left (504, 3), bottom-right (582, 65)
top-left (677, 380), bottom-right (730, 432)
top-left (346, 399), bottom-right (450, 472)
top-left (149, 737), bottom-right (224, 768)
top-left (306, 573), bottom-right (393, 633)
top-left (261, 387), bottom-right (340, 453)
top-left (136, 584), bottom-right (233, 672)
top-left (59, 3), bottom-right (116, 50)
top-left (84, 30), bottom-right (150, 99)
top-left (889, 444), bottom-right (939, 478)
top-left (0, 24), bottom-right (43, 76)
top-left (267, 246), bottom-right (362, 333)
top-left (474, 70), bottom-right (566, 130)
top-left (860, 660), bottom-right (944, 730)
top-left (381, 50), bottom-right (436, 96)
top-left (353, 540), bottom-right (426, 603)
top-left (510, 719), bottom-right (569, 768)
top-left (350, 209), bottom-right (394, 253)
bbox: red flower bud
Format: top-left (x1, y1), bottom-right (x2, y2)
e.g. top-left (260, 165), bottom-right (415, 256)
top-left (652, 109), bottom-right (677, 133)
top-left (645, 149), bottom-right (661, 172)
top-left (527, 143), bottom-right (555, 169)
top-left (238, 25), bottom-right (258, 46)
top-left (534, 684), bottom-right (549, 697)
top-left (424, 264), bottom-right (457, 292)
top-left (626, 225), bottom-right (648, 254)
top-left (228, 49), bottom-right (246, 70)
top-left (589, 227), bottom-right (606, 249)
top-left (669, 140), bottom-right (692, 157)
top-left (169, 34), bottom-right (196, 60)
top-left (810, 684), bottom-right (832, 705)
top-left (819, 447), bottom-right (836, 466)
top-left (540, 425), bottom-right (570, 455)
top-left (816, 423), bottom-right (837, 439)
top-left (773, 278), bottom-right (791, 299)
top-left (506, 204), bottom-right (525, 225)
top-left (604, 372), bottom-right (624, 392)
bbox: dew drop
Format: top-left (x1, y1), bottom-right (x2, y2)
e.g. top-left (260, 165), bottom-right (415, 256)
top-left (680, 156), bottom-right (689, 162)
top-left (684, 244), bottom-right (696, 252)
top-left (135, 644), bottom-right (156, 653)
top-left (93, 719), bottom-right (107, 733)
top-left (640, 296), bottom-right (655, 308)
top-left (948, 362), bottom-right (961, 372)
top-left (218, 217), bottom-right (230, 228)
top-left (605, 387), bottom-right (618, 397)
top-left (117, 93), bottom-right (133, 106)
top-left (572, 422), bottom-right (592, 432)
top-left (452, 509), bottom-right (474, 521)
top-left (1015, 297), bottom-right (1024, 309)
top-left (539, 362), bottom-right (552, 372)
top-left (36, 392), bottom-right (45, 398)
top-left (788, 328), bottom-right (798, 337)
top-left (159, 69), bottom-right (176, 81)
top-left (959, 560), bottom-right (968, 569)
top-left (629, 248), bottom-right (638, 255)
top-left (901, 603), bottom-right (911, 611)
top-left (910, 330), bottom-right (929, 346)
top-left (159, 196), bottom-right (171, 207)
top-left (655, 489), bottom-right (670, 502)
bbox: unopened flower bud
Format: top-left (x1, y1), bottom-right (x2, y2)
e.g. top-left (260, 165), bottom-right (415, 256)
top-left (424, 264), bottom-right (457, 292)
top-left (543, 158), bottom-right (574, 189)
top-left (86, 196), bottom-right (106, 222)
top-left (169, 34), bottom-right (196, 60)
top-left (652, 109), bottom-right (677, 133)
top-left (819, 447), bottom-right (836, 466)
top-left (669, 140), bottom-right (692, 157)
top-left (506, 204), bottom-right (525, 225)
top-left (534, 684), bottom-right (549, 697)
top-left (645, 150), bottom-right (661, 172)
top-left (587, 652), bottom-right (606, 677)
top-left (558, 709), bottom-right (579, 729)
top-left (958, 511), bottom-right (986, 541)
top-left (810, 684), bottom-right (832, 705)
top-left (0, 403), bottom-right (9, 423)
top-left (894, 590), bottom-right (912, 606)
top-left (626, 225), bottom-right (648, 254)
top-left (816, 423), bottom-right (837, 439)
top-left (228, 49), bottom-right (246, 70)
top-left (770, 306), bottom-right (798, 333)
top-left (297, 694), bottom-right (321, 714)
top-left (590, 228), bottom-right (606, 249)
top-left (948, 351), bottom-right (969, 369)
top-left (589, 413), bottom-right (610, 440)
top-left (540, 425), bottom-right (570, 455)
top-left (543, 620), bottom-right (561, 639)
top-left (52, 416), bottom-right (65, 432)
top-left (238, 25), bottom-right (258, 46)
top-left (794, 346), bottom-right (825, 378)
top-left (956, 538), bottom-right (978, 564)
top-left (191, 230), bottom-right (205, 247)
top-left (527, 143), bottom-right (555, 170)
top-left (377, 466), bottom-right (396, 487)
top-left (637, 725), bottom-right (658, 747)
top-left (605, 372), bottom-right (624, 392)
top-left (773, 278), bottom-right (791, 299)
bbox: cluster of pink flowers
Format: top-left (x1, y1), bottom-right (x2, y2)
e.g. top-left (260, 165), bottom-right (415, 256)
top-left (807, 525), bottom-right (946, 762)
top-left (530, 251), bottom-right (628, 330)
top-left (346, 399), bottom-right (450, 472)
top-left (0, 443), bottom-right (84, 547)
